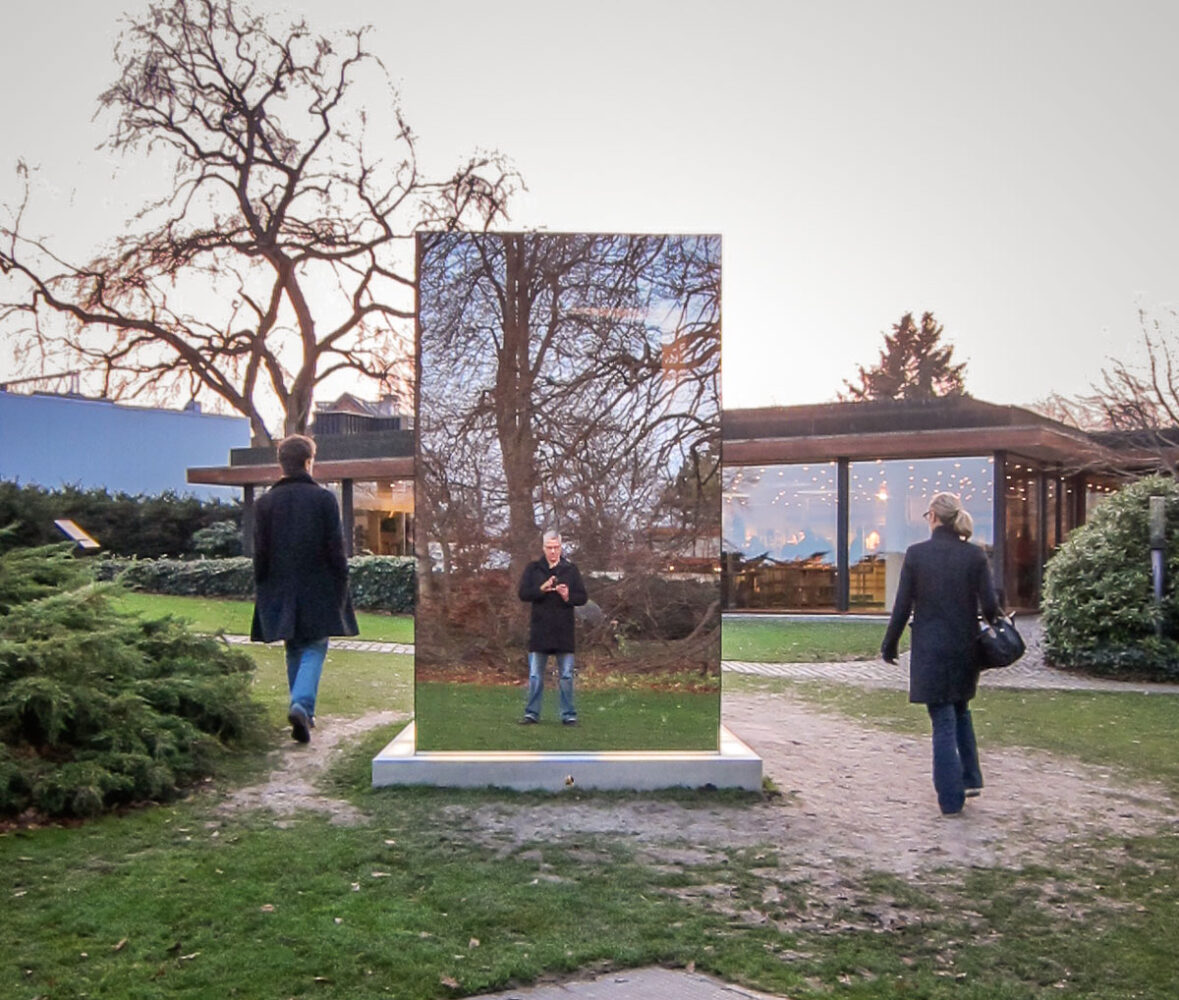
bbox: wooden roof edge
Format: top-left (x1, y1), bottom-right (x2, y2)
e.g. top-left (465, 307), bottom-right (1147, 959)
top-left (188, 456), bottom-right (414, 486)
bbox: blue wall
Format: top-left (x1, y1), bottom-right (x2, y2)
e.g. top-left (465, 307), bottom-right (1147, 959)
top-left (0, 392), bottom-right (250, 498)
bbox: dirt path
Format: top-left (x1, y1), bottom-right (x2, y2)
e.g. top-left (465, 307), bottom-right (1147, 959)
top-left (220, 693), bottom-right (1176, 881)
top-left (433, 691), bottom-right (1177, 881)
top-left (217, 710), bottom-right (407, 827)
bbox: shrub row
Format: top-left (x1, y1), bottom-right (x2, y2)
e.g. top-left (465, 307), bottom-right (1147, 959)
top-left (0, 481), bottom-right (241, 558)
top-left (97, 555), bottom-right (415, 613)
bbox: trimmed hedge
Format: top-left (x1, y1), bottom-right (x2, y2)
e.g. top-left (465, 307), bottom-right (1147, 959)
top-left (1042, 475), bottom-right (1179, 681)
top-left (97, 555), bottom-right (415, 613)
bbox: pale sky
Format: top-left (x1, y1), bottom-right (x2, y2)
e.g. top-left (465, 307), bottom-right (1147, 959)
top-left (3, 0), bottom-right (1177, 413)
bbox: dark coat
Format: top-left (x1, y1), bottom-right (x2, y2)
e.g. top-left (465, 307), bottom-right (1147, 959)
top-left (518, 555), bottom-right (588, 653)
top-left (250, 472), bottom-right (359, 643)
top-left (881, 524), bottom-right (1000, 705)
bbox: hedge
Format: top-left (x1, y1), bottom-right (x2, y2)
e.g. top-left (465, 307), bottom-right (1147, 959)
top-left (97, 555), bottom-right (415, 613)
top-left (0, 481), bottom-right (241, 558)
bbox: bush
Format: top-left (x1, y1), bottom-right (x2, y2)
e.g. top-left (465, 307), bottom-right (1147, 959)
top-left (0, 481), bottom-right (241, 557)
top-left (0, 541), bottom-right (263, 819)
top-left (592, 573), bottom-right (719, 641)
top-left (1042, 475), bottom-right (1179, 681)
top-left (107, 556), bottom-right (256, 597)
top-left (348, 556), bottom-right (415, 613)
top-left (191, 520), bottom-right (243, 557)
top-left (99, 555), bottom-right (415, 613)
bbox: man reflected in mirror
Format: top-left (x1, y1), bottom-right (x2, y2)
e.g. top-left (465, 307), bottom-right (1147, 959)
top-left (518, 530), bottom-right (588, 725)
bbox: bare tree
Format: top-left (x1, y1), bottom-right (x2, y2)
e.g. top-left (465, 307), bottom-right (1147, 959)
top-left (0, 0), bottom-right (513, 443)
top-left (417, 232), bottom-right (721, 584)
top-left (415, 232), bottom-right (721, 674)
top-left (1083, 307), bottom-right (1179, 476)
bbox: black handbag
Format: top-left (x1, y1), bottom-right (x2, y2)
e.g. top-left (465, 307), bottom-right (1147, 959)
top-left (977, 613), bottom-right (1025, 669)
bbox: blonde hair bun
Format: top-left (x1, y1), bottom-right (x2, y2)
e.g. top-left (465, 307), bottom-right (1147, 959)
top-left (929, 491), bottom-right (973, 540)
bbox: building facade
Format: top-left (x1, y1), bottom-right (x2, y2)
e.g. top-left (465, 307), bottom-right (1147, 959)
top-left (0, 390), bottom-right (250, 498)
top-left (722, 398), bottom-right (1135, 613)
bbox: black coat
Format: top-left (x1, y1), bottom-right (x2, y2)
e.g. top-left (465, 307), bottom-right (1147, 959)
top-left (881, 524), bottom-right (1000, 705)
top-left (250, 473), bottom-right (359, 643)
top-left (518, 556), bottom-right (588, 653)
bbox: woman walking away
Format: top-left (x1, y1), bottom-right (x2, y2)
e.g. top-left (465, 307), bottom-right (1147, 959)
top-left (881, 492), bottom-right (1000, 816)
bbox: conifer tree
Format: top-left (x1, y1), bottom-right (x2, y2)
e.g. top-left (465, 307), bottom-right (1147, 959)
top-left (0, 534), bottom-right (262, 818)
top-left (842, 311), bottom-right (967, 401)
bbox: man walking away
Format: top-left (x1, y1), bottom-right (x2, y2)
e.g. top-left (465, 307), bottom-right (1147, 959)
top-left (251, 434), bottom-right (359, 743)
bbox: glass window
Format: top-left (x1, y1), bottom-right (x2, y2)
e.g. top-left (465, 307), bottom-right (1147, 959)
top-left (1004, 460), bottom-right (1040, 608)
top-left (722, 463), bottom-right (837, 609)
top-left (848, 457), bottom-right (994, 611)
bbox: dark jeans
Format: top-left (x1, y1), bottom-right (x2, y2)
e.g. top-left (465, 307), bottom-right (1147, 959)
top-left (524, 652), bottom-right (576, 722)
top-left (926, 701), bottom-right (982, 814)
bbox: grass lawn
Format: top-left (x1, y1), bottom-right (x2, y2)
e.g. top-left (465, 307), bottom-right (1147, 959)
top-left (6, 613), bottom-right (1179, 998)
top-left (414, 682), bottom-right (720, 751)
top-left (111, 591), bottom-right (414, 643)
top-left (243, 645), bottom-right (414, 723)
top-left (5, 682), bottom-right (1179, 999)
top-left (720, 616), bottom-right (903, 662)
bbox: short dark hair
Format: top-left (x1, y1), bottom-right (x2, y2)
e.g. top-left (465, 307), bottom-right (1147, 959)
top-left (277, 434), bottom-right (316, 476)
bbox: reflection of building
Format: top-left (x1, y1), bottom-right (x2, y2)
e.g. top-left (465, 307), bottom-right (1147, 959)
top-left (187, 394), bottom-right (414, 556)
top-left (722, 398), bottom-right (1143, 612)
top-left (0, 389), bottom-right (249, 498)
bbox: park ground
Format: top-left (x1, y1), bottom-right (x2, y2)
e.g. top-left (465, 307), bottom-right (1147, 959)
top-left (3, 601), bottom-right (1178, 999)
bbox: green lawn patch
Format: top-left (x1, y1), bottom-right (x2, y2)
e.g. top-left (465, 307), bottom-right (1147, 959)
top-left (721, 616), bottom-right (902, 662)
top-left (239, 646), bottom-right (414, 723)
top-left (111, 591), bottom-right (414, 643)
top-left (414, 682), bottom-right (719, 751)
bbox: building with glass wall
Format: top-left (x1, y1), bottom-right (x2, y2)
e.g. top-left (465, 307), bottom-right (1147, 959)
top-left (722, 398), bottom-right (1134, 613)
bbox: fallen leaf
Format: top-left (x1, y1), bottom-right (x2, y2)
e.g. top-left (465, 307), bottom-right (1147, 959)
top-left (351, 882), bottom-right (361, 892)
top-left (260, 904), bottom-right (276, 913)
top-left (440, 975), bottom-right (460, 989)
top-left (371, 871), bottom-right (392, 878)
top-left (468, 937), bottom-right (480, 949)
top-left (113, 938), bottom-right (128, 952)
top-left (179, 952), bottom-right (200, 962)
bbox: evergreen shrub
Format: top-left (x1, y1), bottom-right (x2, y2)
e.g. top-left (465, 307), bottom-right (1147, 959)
top-left (0, 481), bottom-right (240, 557)
top-left (0, 540), bottom-right (263, 819)
top-left (98, 555), bottom-right (416, 612)
top-left (191, 519), bottom-right (243, 557)
top-left (348, 556), bottom-right (415, 612)
top-left (1042, 475), bottom-right (1179, 681)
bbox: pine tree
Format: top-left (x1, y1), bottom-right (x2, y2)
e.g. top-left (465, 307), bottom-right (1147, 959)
top-left (842, 311), bottom-right (967, 401)
top-left (0, 534), bottom-right (262, 819)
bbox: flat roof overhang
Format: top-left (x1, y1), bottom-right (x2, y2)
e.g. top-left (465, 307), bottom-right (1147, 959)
top-left (722, 424), bottom-right (1131, 469)
top-left (188, 456), bottom-right (414, 487)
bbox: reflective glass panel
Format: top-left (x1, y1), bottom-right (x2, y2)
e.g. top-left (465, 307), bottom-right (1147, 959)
top-left (848, 457), bottom-right (994, 611)
top-left (722, 463), bottom-right (838, 609)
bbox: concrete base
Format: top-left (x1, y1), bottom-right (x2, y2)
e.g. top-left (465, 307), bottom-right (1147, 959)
top-left (371, 723), bottom-right (763, 792)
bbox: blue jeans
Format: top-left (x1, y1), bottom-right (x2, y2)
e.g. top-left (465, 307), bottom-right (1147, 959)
top-left (285, 638), bottom-right (329, 719)
top-left (927, 701), bottom-right (982, 814)
top-left (524, 652), bottom-right (576, 722)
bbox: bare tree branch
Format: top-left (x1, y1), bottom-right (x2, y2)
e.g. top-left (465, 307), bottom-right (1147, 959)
top-left (0, 0), bottom-right (518, 442)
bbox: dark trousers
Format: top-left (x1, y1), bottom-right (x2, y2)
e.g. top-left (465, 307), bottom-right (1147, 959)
top-left (926, 701), bottom-right (982, 814)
